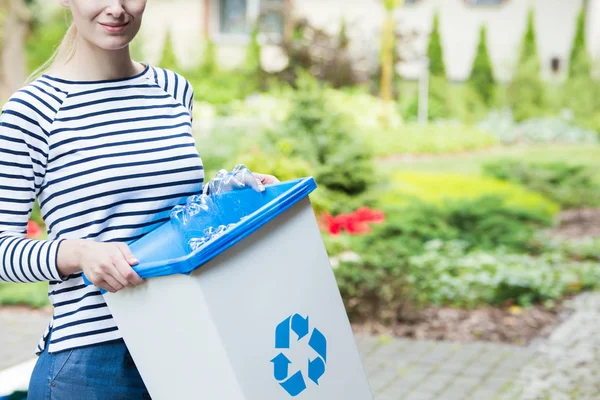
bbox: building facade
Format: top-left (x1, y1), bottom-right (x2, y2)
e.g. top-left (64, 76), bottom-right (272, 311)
top-left (47, 0), bottom-right (599, 82)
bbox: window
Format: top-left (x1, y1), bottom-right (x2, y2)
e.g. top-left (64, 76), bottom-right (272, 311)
top-left (259, 0), bottom-right (286, 36)
top-left (219, 0), bottom-right (249, 34)
top-left (216, 0), bottom-right (287, 38)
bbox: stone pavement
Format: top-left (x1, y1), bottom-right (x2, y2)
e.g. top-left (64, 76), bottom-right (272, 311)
top-left (2, 293), bottom-right (600, 399)
top-left (499, 292), bottom-right (600, 400)
top-left (356, 335), bottom-right (535, 400)
top-left (0, 308), bottom-right (50, 371)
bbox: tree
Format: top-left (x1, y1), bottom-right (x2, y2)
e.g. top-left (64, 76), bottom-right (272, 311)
top-left (427, 12), bottom-right (445, 78)
top-left (469, 25), bottom-right (495, 105)
top-left (507, 9), bottom-right (545, 121)
top-left (380, 0), bottom-right (403, 107)
top-left (568, 9), bottom-right (591, 79)
top-left (158, 30), bottom-right (179, 71)
top-left (519, 9), bottom-right (538, 67)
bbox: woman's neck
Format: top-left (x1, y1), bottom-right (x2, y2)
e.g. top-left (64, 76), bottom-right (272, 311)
top-left (47, 35), bottom-right (145, 82)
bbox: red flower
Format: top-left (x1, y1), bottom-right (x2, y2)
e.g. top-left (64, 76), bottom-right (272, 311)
top-left (320, 207), bottom-right (385, 236)
top-left (26, 220), bottom-right (42, 238)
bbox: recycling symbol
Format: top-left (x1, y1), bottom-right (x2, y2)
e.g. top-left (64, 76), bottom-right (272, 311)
top-left (270, 314), bottom-right (327, 397)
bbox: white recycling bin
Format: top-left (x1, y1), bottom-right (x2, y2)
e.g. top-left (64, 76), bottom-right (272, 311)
top-left (84, 177), bottom-right (373, 399)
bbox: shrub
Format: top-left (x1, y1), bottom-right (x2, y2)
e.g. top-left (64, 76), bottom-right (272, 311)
top-left (26, 8), bottom-right (70, 74)
top-left (384, 171), bottom-right (560, 217)
top-left (268, 73), bottom-right (375, 198)
top-left (507, 10), bottom-right (546, 121)
top-left (427, 12), bottom-right (446, 78)
top-left (407, 241), bottom-right (600, 308)
top-left (483, 160), bottom-right (600, 208)
top-left (469, 26), bottom-right (495, 106)
top-left (333, 196), bottom-right (568, 320)
top-left (568, 10), bottom-right (591, 80)
top-left (158, 30), bottom-right (179, 70)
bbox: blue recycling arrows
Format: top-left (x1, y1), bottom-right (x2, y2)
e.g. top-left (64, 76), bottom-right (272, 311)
top-left (271, 313), bottom-right (328, 397)
top-left (291, 314), bottom-right (309, 340)
top-left (271, 353), bottom-right (291, 381)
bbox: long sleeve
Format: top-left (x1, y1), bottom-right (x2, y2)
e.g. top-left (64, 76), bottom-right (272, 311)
top-left (0, 95), bottom-right (64, 283)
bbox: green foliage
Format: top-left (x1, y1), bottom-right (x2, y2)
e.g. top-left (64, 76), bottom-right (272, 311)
top-left (270, 73), bottom-right (375, 198)
top-left (0, 282), bottom-right (49, 308)
top-left (507, 9), bottom-right (546, 121)
top-left (569, 10), bottom-right (591, 79)
top-left (334, 195), bottom-right (563, 320)
top-left (200, 39), bottom-right (218, 76)
top-left (402, 79), bottom-right (488, 123)
top-left (469, 26), bottom-right (495, 106)
top-left (26, 9), bottom-right (70, 74)
top-left (507, 58), bottom-right (546, 122)
top-left (407, 241), bottom-right (600, 308)
top-left (519, 10), bottom-right (539, 65)
top-left (370, 122), bottom-right (497, 156)
top-left (558, 237), bottom-right (600, 262)
top-left (427, 12), bottom-right (446, 78)
top-left (186, 68), bottom-right (259, 105)
top-left (158, 30), bottom-right (179, 70)
top-left (483, 160), bottom-right (600, 208)
top-left (384, 171), bottom-right (560, 217)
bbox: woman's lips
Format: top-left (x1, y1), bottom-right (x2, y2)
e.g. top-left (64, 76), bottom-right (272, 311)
top-left (99, 21), bottom-right (130, 34)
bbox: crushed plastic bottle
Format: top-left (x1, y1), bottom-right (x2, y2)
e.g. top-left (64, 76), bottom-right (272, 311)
top-left (170, 165), bottom-right (265, 252)
top-left (203, 164), bottom-right (263, 196)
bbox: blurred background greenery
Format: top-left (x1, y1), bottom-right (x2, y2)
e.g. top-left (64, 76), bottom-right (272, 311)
top-left (1, 0), bottom-right (600, 342)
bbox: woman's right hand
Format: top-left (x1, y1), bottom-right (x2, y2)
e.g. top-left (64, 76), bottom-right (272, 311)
top-left (57, 239), bottom-right (144, 293)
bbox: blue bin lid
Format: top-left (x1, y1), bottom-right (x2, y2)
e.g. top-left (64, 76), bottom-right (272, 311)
top-left (83, 177), bottom-right (317, 286)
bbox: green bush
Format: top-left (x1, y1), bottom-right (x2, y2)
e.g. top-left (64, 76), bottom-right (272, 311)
top-left (469, 26), bottom-right (495, 106)
top-left (507, 10), bottom-right (546, 121)
top-left (158, 30), bottom-right (179, 70)
top-left (384, 171), bottom-right (560, 217)
top-left (0, 282), bottom-right (49, 308)
top-left (483, 160), bottom-right (600, 208)
top-left (427, 12), bottom-right (446, 78)
top-left (407, 241), bottom-right (600, 308)
top-left (334, 195), bottom-right (565, 320)
top-left (402, 76), bottom-right (452, 122)
top-left (26, 9), bottom-right (70, 74)
top-left (334, 202), bottom-right (457, 320)
top-left (568, 10), bottom-right (591, 79)
top-left (268, 73), bottom-right (375, 198)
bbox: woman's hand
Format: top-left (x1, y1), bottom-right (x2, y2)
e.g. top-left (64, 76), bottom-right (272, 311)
top-left (252, 172), bottom-right (280, 190)
top-left (57, 240), bottom-right (143, 293)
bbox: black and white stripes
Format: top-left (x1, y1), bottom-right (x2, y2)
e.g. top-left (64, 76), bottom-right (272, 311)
top-left (0, 65), bottom-right (204, 353)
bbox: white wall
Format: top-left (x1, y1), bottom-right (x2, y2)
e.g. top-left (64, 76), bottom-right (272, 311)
top-left (40, 0), bottom-right (600, 82)
top-left (294, 0), bottom-right (593, 82)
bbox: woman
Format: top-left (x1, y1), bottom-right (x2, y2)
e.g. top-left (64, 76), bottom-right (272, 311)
top-left (0, 1), bottom-right (277, 398)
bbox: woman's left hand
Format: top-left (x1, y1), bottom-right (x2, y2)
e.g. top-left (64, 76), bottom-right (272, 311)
top-left (252, 172), bottom-right (280, 191)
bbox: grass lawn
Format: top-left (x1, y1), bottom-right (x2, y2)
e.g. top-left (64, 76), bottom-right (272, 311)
top-left (0, 282), bottom-right (49, 308)
top-left (378, 144), bottom-right (600, 176)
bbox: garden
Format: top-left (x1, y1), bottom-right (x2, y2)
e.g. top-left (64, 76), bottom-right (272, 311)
top-left (3, 3), bottom-right (600, 347)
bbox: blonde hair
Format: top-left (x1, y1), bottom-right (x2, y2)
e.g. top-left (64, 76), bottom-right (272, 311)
top-left (25, 21), bottom-right (78, 84)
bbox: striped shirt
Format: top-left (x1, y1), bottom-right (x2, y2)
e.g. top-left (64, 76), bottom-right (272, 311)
top-left (0, 64), bottom-right (204, 354)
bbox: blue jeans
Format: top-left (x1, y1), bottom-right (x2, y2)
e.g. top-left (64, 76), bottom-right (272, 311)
top-left (28, 330), bottom-right (151, 399)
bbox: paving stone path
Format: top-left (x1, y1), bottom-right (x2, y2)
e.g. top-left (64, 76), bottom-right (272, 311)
top-left (499, 292), bottom-right (600, 400)
top-left (2, 292), bottom-right (600, 399)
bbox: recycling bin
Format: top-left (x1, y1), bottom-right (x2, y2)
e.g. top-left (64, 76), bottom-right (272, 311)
top-left (86, 177), bottom-right (373, 399)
